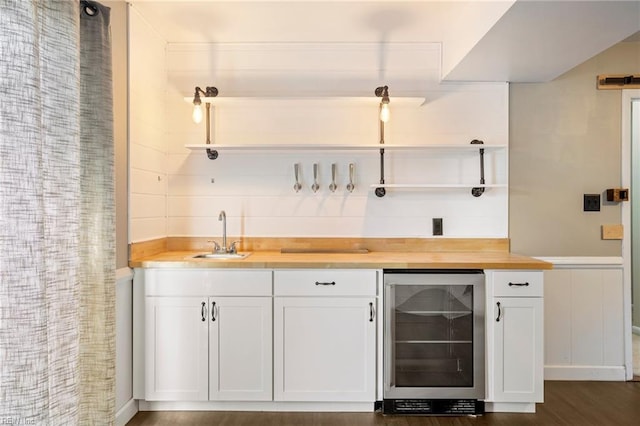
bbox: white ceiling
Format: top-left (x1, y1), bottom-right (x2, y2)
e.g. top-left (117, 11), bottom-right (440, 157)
top-left (129, 1), bottom-right (510, 43)
top-left (445, 0), bottom-right (640, 82)
top-left (129, 0), bottom-right (640, 82)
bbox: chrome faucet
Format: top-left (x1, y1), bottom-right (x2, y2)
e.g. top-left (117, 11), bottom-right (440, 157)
top-left (218, 210), bottom-right (227, 253)
top-left (208, 210), bottom-right (240, 254)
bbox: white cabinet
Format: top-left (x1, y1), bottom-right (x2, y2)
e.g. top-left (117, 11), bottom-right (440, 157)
top-left (493, 297), bottom-right (543, 402)
top-left (143, 269), bottom-right (272, 402)
top-left (486, 270), bottom-right (544, 411)
top-left (140, 268), bottom-right (380, 405)
top-left (145, 296), bottom-right (209, 401)
top-left (273, 270), bottom-right (378, 402)
top-left (209, 296), bottom-right (272, 401)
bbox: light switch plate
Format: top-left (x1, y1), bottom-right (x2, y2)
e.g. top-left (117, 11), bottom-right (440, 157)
top-left (584, 194), bottom-right (601, 212)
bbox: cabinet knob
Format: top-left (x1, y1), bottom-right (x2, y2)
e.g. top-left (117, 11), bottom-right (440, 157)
top-left (211, 301), bottom-right (217, 322)
top-left (201, 301), bottom-right (207, 322)
top-left (315, 281), bottom-right (336, 286)
top-left (369, 302), bottom-right (375, 322)
top-left (508, 282), bottom-right (529, 287)
top-left (496, 301), bottom-right (502, 322)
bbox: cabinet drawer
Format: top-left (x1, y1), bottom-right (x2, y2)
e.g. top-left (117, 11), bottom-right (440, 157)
top-left (492, 271), bottom-right (543, 297)
top-left (145, 269), bottom-right (272, 296)
top-left (274, 270), bottom-right (377, 296)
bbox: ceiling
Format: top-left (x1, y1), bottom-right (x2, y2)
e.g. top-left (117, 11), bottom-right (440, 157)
top-left (445, 0), bottom-right (640, 82)
top-left (129, 0), bottom-right (640, 82)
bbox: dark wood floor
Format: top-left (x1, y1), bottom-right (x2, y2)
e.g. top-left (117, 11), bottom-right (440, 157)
top-left (127, 381), bottom-right (640, 426)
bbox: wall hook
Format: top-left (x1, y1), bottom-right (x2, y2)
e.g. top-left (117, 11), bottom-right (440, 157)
top-left (311, 163), bottom-right (320, 193)
top-left (329, 163), bottom-right (337, 192)
top-left (293, 163), bottom-right (302, 192)
top-left (346, 163), bottom-right (355, 192)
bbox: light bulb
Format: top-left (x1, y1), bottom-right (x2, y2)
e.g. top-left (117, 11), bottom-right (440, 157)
top-left (380, 103), bottom-right (390, 123)
top-left (192, 104), bottom-right (203, 124)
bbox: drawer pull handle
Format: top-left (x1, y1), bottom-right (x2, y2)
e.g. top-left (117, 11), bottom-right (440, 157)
top-left (369, 302), bottom-right (375, 322)
top-left (496, 302), bottom-right (502, 322)
top-left (201, 301), bottom-right (207, 322)
top-left (211, 301), bottom-right (216, 322)
top-left (315, 281), bottom-right (336, 286)
top-left (508, 282), bottom-right (529, 287)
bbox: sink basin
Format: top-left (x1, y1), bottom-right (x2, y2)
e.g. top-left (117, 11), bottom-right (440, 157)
top-left (190, 252), bottom-right (251, 260)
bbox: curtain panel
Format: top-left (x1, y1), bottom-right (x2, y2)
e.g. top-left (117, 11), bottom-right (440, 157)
top-left (0, 1), bottom-right (115, 423)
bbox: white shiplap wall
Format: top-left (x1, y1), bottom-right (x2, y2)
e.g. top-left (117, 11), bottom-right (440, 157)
top-left (152, 43), bottom-right (509, 240)
top-left (128, 39), bottom-right (509, 241)
top-left (129, 8), bottom-right (167, 242)
top-left (165, 149), bottom-right (508, 238)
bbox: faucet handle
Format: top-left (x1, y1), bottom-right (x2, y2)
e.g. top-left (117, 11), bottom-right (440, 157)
top-left (229, 240), bottom-right (241, 254)
top-left (207, 240), bottom-right (221, 253)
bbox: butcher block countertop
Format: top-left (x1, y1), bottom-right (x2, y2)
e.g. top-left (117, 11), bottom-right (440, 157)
top-left (129, 236), bottom-right (552, 269)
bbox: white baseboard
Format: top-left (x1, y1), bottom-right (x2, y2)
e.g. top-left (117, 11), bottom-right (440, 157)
top-left (544, 365), bottom-right (626, 381)
top-left (485, 402), bottom-right (536, 413)
top-left (115, 398), bottom-right (138, 426)
top-left (138, 400), bottom-right (375, 412)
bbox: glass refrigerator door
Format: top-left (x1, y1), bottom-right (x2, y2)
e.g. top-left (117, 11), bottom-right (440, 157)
top-left (391, 284), bottom-right (474, 388)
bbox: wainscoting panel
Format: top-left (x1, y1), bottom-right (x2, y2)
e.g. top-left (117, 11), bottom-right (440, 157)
top-left (541, 258), bottom-right (625, 381)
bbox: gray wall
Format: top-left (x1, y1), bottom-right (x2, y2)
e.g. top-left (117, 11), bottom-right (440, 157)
top-left (510, 40), bottom-right (640, 257)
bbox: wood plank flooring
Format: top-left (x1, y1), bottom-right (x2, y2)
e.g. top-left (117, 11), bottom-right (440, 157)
top-left (127, 381), bottom-right (640, 426)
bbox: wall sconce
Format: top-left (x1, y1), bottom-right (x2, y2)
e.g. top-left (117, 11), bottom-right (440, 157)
top-left (375, 85), bottom-right (390, 123)
top-left (192, 86), bottom-right (219, 159)
top-left (192, 86), bottom-right (218, 124)
top-left (374, 85), bottom-right (390, 197)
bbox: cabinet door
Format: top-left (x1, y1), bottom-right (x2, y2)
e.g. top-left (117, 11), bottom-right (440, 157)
top-left (209, 297), bottom-right (272, 401)
top-left (274, 297), bottom-right (376, 402)
top-left (493, 297), bottom-right (543, 403)
top-left (145, 296), bottom-right (209, 401)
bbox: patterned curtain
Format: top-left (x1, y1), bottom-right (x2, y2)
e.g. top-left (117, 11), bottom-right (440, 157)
top-left (0, 1), bottom-right (115, 424)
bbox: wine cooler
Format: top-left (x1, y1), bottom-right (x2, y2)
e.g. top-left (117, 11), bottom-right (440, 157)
top-left (383, 270), bottom-right (485, 415)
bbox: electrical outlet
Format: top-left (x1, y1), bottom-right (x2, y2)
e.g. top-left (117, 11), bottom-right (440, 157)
top-left (432, 218), bottom-right (443, 236)
top-left (583, 194), bottom-right (601, 212)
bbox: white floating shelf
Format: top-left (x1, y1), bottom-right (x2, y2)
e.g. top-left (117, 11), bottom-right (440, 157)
top-left (185, 144), bottom-right (506, 151)
top-left (369, 184), bottom-right (507, 189)
top-left (183, 96), bottom-right (426, 106)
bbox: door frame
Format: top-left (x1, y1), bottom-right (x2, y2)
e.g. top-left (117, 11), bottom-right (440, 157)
top-left (621, 89), bottom-right (640, 380)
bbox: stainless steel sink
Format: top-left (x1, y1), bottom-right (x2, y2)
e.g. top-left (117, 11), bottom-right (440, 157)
top-left (190, 252), bottom-right (251, 260)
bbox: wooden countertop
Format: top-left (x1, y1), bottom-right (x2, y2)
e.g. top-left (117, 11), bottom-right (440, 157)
top-left (129, 250), bottom-right (552, 270)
